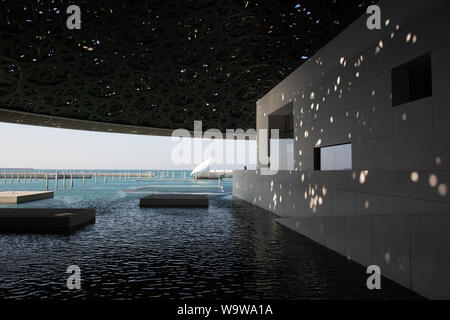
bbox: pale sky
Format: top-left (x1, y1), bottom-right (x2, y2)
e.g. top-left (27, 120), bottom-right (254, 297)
top-left (0, 123), bottom-right (256, 170)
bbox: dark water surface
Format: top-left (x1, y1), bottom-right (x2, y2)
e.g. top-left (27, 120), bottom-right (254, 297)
top-left (0, 182), bottom-right (422, 300)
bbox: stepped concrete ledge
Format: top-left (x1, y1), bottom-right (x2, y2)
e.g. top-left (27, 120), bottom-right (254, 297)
top-left (0, 191), bottom-right (54, 204)
top-left (140, 194), bottom-right (209, 208)
top-left (0, 208), bottom-right (95, 233)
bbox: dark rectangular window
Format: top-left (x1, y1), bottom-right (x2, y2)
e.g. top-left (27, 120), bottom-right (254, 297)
top-left (392, 53), bottom-right (432, 107)
top-left (314, 147), bottom-right (321, 171)
top-left (269, 106), bottom-right (294, 139)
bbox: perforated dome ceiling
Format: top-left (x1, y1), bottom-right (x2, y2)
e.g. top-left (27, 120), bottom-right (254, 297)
top-left (0, 0), bottom-right (375, 134)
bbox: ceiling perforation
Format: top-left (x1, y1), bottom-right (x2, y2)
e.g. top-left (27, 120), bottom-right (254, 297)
top-left (0, 0), bottom-right (375, 133)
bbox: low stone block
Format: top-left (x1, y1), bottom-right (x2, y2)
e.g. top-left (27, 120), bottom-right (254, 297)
top-left (0, 191), bottom-right (54, 204)
top-left (0, 208), bottom-right (95, 233)
top-left (140, 194), bottom-right (209, 208)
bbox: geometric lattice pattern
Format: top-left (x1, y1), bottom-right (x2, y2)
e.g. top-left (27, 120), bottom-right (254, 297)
top-left (0, 0), bottom-right (374, 133)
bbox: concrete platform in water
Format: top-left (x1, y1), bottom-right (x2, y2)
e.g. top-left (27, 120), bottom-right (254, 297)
top-left (0, 191), bottom-right (54, 204)
top-left (140, 194), bottom-right (209, 208)
top-left (0, 208), bottom-right (96, 233)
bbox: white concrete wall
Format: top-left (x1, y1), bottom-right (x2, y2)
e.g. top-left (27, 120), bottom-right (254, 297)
top-left (234, 0), bottom-right (450, 299)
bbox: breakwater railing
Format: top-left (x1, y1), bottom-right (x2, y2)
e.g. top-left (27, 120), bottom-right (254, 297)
top-left (0, 172), bottom-right (92, 180)
top-left (0, 171), bottom-right (194, 189)
top-left (0, 170), bottom-right (228, 190)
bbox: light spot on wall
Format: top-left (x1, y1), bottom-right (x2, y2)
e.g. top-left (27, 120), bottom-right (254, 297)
top-left (429, 174), bottom-right (438, 188)
top-left (315, 139), bottom-right (322, 147)
top-left (435, 157), bottom-right (442, 166)
top-left (410, 171), bottom-right (419, 183)
top-left (438, 183), bottom-right (448, 196)
top-left (401, 113), bottom-right (407, 121)
top-left (385, 251), bottom-right (391, 264)
top-left (364, 200), bottom-right (370, 209)
top-left (359, 170), bottom-right (368, 184)
top-left (406, 33), bottom-right (412, 42)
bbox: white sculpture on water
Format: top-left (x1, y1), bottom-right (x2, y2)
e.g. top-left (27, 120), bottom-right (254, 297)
top-left (190, 157), bottom-right (213, 176)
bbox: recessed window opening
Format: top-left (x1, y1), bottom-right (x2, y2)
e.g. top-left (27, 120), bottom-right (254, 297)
top-left (391, 53), bottom-right (432, 107)
top-left (314, 143), bottom-right (352, 171)
top-left (268, 102), bottom-right (294, 171)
